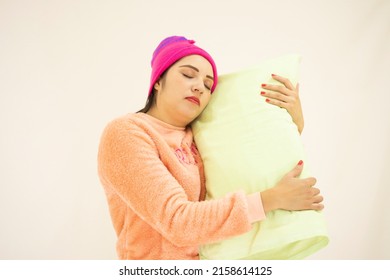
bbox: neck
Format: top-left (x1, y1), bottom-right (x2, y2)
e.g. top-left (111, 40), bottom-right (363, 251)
top-left (146, 107), bottom-right (188, 128)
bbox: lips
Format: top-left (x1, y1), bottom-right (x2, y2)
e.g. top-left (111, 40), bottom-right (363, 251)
top-left (185, 96), bottom-right (200, 106)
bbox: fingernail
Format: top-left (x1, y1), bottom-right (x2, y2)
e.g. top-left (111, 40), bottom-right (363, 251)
top-left (260, 91), bottom-right (265, 95)
top-left (265, 98), bottom-right (270, 102)
top-left (261, 84), bottom-right (267, 87)
top-left (271, 74), bottom-right (276, 77)
top-left (298, 160), bottom-right (303, 165)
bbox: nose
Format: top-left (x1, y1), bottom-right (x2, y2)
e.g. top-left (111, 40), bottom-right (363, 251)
top-left (191, 78), bottom-right (204, 94)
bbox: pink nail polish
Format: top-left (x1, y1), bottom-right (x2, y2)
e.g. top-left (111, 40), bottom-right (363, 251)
top-left (260, 91), bottom-right (265, 95)
top-left (298, 160), bottom-right (303, 165)
top-left (261, 84), bottom-right (267, 87)
top-left (271, 74), bottom-right (276, 77)
top-left (265, 98), bottom-right (270, 102)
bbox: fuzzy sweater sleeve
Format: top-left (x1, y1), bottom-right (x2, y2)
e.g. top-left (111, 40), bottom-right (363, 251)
top-left (98, 117), bottom-right (254, 247)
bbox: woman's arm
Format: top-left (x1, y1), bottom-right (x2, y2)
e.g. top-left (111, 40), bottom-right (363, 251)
top-left (98, 118), bottom-right (254, 247)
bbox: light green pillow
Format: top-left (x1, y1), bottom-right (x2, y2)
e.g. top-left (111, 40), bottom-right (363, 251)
top-left (192, 54), bottom-right (329, 260)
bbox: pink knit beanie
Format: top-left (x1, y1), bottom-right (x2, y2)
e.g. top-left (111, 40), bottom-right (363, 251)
top-left (148, 36), bottom-right (218, 96)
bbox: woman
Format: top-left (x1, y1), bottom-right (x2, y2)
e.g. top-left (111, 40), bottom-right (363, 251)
top-left (97, 36), bottom-right (323, 260)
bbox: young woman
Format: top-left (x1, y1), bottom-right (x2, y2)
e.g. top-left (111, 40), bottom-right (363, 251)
top-left (97, 36), bottom-right (324, 260)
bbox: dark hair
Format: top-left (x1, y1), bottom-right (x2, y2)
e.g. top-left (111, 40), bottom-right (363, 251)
top-left (137, 92), bottom-right (156, 113)
top-left (137, 70), bottom-right (167, 113)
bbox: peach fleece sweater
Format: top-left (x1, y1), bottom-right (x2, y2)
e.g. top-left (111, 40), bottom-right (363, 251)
top-left (97, 113), bottom-right (265, 260)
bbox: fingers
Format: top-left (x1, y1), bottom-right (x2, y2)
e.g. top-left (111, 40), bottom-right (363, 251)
top-left (261, 83), bottom-right (292, 96)
top-left (261, 89), bottom-right (290, 102)
top-left (279, 162), bottom-right (324, 211)
top-left (288, 160), bottom-right (304, 178)
top-left (260, 75), bottom-right (298, 109)
top-left (310, 195), bottom-right (324, 210)
top-left (312, 193), bottom-right (324, 204)
top-left (271, 74), bottom-right (295, 90)
top-left (309, 202), bottom-right (324, 211)
top-left (302, 177), bottom-right (317, 187)
top-left (287, 161), bottom-right (317, 188)
top-left (262, 94), bottom-right (290, 109)
top-left (264, 98), bottom-right (286, 109)
top-left (307, 187), bottom-right (324, 210)
top-left (310, 186), bottom-right (320, 196)
top-left (261, 74), bottom-right (296, 93)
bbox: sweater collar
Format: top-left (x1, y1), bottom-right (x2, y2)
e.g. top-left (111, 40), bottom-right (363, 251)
top-left (137, 113), bottom-right (186, 132)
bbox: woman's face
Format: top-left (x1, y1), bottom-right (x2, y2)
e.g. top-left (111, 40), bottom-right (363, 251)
top-left (152, 55), bottom-right (214, 127)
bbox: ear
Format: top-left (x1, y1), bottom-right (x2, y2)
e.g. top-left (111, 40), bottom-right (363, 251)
top-left (154, 78), bottom-right (162, 92)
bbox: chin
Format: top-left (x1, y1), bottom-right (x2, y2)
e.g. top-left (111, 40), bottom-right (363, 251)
top-left (178, 109), bottom-right (200, 122)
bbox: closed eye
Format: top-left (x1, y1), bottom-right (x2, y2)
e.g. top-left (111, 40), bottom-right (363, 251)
top-left (182, 72), bottom-right (211, 91)
top-left (183, 73), bottom-right (193, 78)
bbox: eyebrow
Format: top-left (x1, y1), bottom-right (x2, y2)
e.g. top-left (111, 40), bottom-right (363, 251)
top-left (179, 64), bottom-right (214, 81)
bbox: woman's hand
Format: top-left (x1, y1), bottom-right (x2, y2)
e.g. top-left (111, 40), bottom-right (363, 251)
top-left (261, 74), bottom-right (304, 134)
top-left (260, 160), bottom-right (324, 213)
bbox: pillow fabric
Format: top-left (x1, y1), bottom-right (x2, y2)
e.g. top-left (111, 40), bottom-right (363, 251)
top-left (192, 54), bottom-right (329, 260)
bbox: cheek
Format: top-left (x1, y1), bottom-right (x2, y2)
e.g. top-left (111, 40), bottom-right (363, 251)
top-left (201, 95), bottom-right (212, 109)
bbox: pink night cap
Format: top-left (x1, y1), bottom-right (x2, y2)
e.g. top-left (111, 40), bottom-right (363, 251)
top-left (148, 36), bottom-right (218, 96)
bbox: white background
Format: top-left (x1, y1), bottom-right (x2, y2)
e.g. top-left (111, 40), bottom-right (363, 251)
top-left (0, 0), bottom-right (389, 259)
